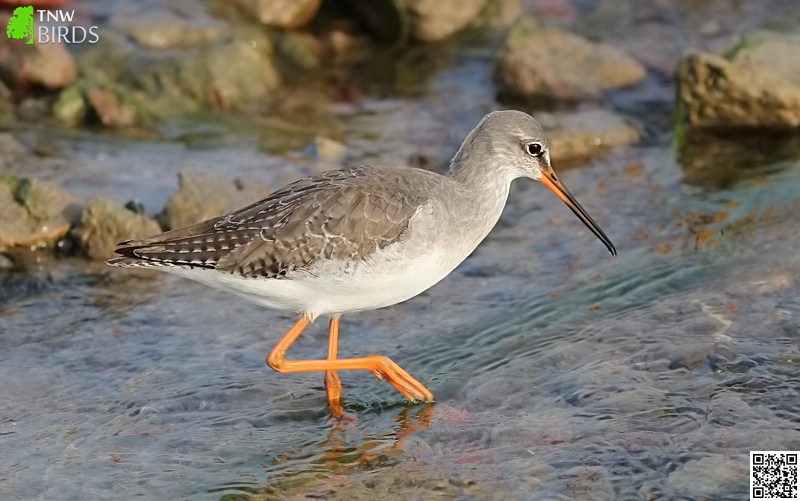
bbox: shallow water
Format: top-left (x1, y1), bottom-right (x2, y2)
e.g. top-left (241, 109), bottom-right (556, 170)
top-left (3, 1), bottom-right (800, 499)
top-left (4, 140), bottom-right (799, 500)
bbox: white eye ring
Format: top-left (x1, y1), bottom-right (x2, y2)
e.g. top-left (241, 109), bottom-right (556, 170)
top-left (526, 142), bottom-right (544, 157)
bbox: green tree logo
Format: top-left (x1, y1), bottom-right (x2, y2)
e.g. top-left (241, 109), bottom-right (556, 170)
top-left (7, 5), bottom-right (35, 45)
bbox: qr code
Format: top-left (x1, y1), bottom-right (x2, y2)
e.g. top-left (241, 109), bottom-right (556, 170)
top-left (751, 452), bottom-right (799, 500)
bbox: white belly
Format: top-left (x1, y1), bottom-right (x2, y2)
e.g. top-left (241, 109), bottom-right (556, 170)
top-left (165, 245), bottom-right (459, 319)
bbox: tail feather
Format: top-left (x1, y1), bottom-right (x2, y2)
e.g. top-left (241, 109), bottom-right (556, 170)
top-left (106, 255), bottom-right (165, 268)
top-left (107, 217), bottom-right (224, 269)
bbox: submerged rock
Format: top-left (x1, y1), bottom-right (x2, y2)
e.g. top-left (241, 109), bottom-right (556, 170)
top-left (161, 170), bottom-right (270, 230)
top-left (495, 17), bottom-right (646, 101)
top-left (0, 172), bottom-right (79, 250)
top-left (75, 197), bottom-right (161, 261)
top-left (677, 31), bottom-right (800, 130)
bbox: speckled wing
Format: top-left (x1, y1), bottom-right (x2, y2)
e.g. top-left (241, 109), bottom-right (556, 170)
top-left (108, 167), bottom-right (430, 278)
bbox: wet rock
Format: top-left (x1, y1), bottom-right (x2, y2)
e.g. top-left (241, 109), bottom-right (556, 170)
top-left (666, 454), bottom-right (744, 498)
top-left (53, 66), bottom-right (154, 129)
top-left (161, 170), bottom-right (270, 230)
top-left (707, 391), bottom-right (756, 426)
top-left (0, 133), bottom-right (29, 163)
top-left (307, 136), bottom-right (345, 177)
top-left (538, 109), bottom-right (639, 162)
top-left (231, 0), bottom-right (321, 29)
top-left (76, 24), bottom-right (280, 119)
top-left (593, 387), bottom-right (671, 414)
top-left (0, 133), bottom-right (68, 178)
top-left (0, 7), bottom-right (75, 90)
top-left (0, 40), bottom-right (77, 90)
top-left (272, 32), bottom-right (322, 74)
top-left (349, 0), bottom-right (491, 43)
top-left (469, 0), bottom-right (522, 30)
top-left (0, 172), bottom-right (79, 250)
top-left (560, 465), bottom-right (615, 500)
top-left (86, 87), bottom-right (136, 128)
top-left (317, 20), bottom-right (375, 65)
top-left (729, 31), bottom-right (800, 84)
top-left (52, 84), bottom-right (87, 126)
top-left (57, 83), bottom-right (142, 129)
top-left (317, 21), bottom-right (372, 65)
top-left (75, 197), bottom-right (161, 261)
top-left (0, 80), bottom-right (12, 126)
top-left (110, 9), bottom-right (230, 49)
top-left (311, 136), bottom-right (347, 162)
top-left (489, 407), bottom-right (574, 444)
top-left (495, 17), bottom-right (646, 101)
top-left (667, 342), bottom-right (715, 370)
top-left (406, 0), bottom-right (488, 42)
top-left (677, 31), bottom-right (800, 129)
top-left (141, 26), bottom-right (281, 114)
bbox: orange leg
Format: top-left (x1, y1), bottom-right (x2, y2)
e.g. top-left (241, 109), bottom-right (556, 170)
top-left (266, 315), bottom-right (434, 403)
top-left (325, 316), bottom-right (343, 409)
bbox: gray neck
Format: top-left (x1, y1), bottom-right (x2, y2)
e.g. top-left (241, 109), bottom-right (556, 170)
top-left (445, 132), bottom-right (516, 245)
top-left (448, 125), bottom-right (516, 203)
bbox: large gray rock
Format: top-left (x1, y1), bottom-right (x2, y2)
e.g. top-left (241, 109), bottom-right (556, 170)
top-left (677, 31), bottom-right (800, 129)
top-left (161, 170), bottom-right (270, 230)
top-left (72, 21), bottom-right (281, 122)
top-left (495, 17), bottom-right (646, 101)
top-left (75, 197), bottom-right (161, 261)
top-left (539, 109), bottom-right (640, 162)
top-left (0, 173), bottom-right (79, 250)
top-left (135, 26), bottom-right (281, 115)
top-left (729, 31), bottom-right (800, 83)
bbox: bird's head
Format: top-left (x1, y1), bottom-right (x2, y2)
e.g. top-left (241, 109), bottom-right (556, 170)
top-left (468, 110), bottom-right (617, 256)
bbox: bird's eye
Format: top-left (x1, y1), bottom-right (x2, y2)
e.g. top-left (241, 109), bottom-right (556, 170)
top-left (526, 142), bottom-right (544, 157)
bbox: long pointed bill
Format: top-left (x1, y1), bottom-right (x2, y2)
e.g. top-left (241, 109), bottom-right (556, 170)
top-left (539, 171), bottom-right (617, 256)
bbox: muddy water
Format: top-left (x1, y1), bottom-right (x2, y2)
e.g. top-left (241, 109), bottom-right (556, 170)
top-left (3, 2), bottom-right (800, 500)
